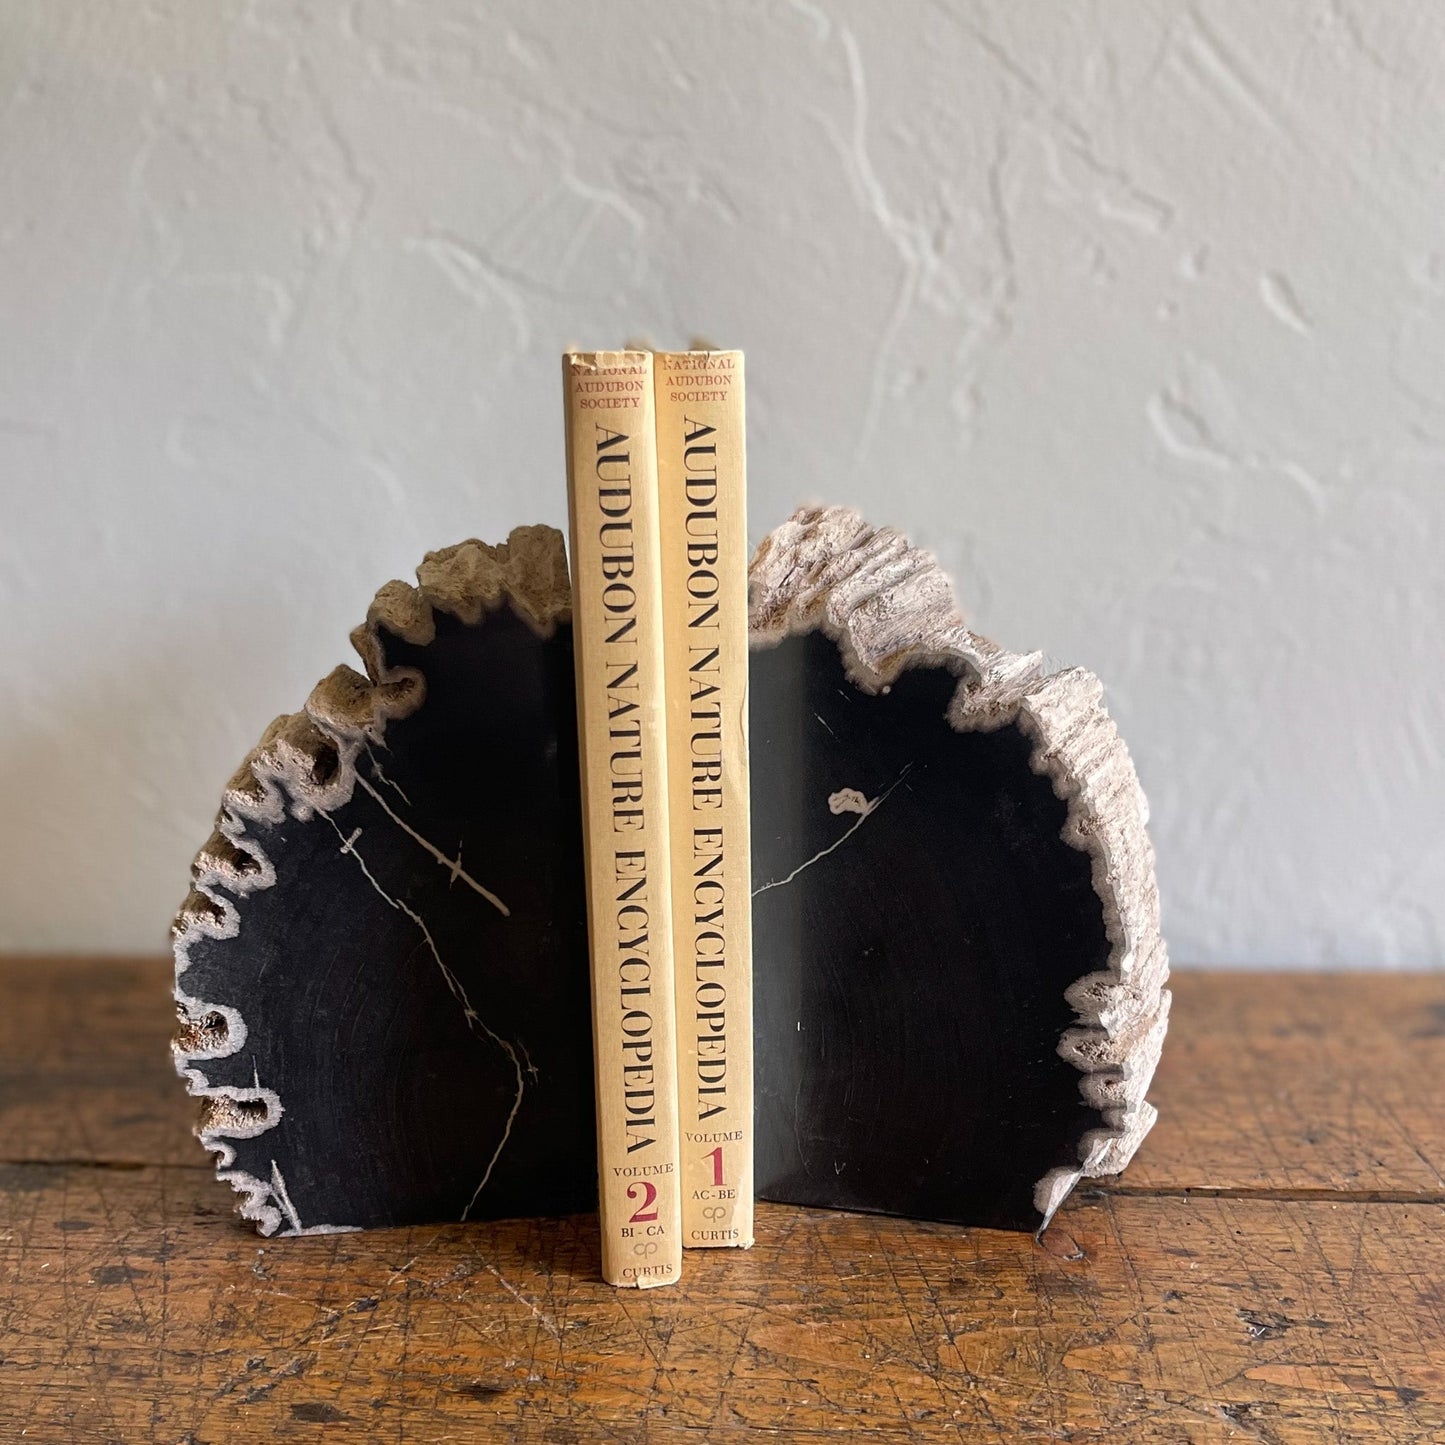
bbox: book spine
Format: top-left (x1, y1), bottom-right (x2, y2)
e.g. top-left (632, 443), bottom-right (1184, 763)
top-left (563, 350), bottom-right (683, 1288)
top-left (654, 350), bottom-right (755, 1250)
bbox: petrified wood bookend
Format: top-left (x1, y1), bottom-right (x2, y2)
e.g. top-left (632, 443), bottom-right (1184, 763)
top-left (173, 529), bottom-right (597, 1234)
top-left (173, 510), bottom-right (1168, 1237)
top-left (747, 508), bottom-right (1169, 1232)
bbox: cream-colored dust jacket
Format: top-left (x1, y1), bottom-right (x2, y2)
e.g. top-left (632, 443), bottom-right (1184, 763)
top-left (654, 350), bottom-right (755, 1250)
top-left (563, 350), bottom-right (683, 1287)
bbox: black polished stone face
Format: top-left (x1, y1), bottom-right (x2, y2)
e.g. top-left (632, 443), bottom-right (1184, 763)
top-left (187, 615), bottom-right (1112, 1235)
top-left (748, 631), bottom-right (1110, 1232)
top-left (183, 607), bottom-right (597, 1230)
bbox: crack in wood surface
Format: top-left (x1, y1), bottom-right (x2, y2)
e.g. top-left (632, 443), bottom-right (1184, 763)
top-left (363, 743), bottom-right (414, 807)
top-left (353, 773), bottom-right (509, 915)
top-left (1090, 1183), bottom-right (1445, 1204)
top-left (752, 764), bottom-right (913, 896)
top-left (326, 818), bottom-right (526, 1218)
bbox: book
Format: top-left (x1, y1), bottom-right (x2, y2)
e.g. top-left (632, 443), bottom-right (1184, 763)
top-left (562, 350), bottom-right (684, 1288)
top-left (654, 349), bottom-right (755, 1249)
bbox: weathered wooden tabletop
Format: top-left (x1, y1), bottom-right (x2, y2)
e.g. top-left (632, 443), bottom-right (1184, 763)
top-left (1, 958), bottom-right (1442, 1442)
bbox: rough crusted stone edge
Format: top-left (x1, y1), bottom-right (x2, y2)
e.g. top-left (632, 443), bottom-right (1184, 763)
top-left (170, 526), bottom-right (572, 1237)
top-left (748, 505), bottom-right (1172, 1231)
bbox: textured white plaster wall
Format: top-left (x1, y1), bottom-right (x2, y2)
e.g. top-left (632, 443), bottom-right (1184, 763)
top-left (2, 1), bottom-right (1442, 965)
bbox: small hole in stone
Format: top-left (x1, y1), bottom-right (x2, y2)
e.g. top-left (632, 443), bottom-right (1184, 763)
top-left (311, 744), bottom-right (340, 786)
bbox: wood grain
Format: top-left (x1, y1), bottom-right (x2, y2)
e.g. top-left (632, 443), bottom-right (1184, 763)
top-left (1, 1168), bottom-right (1441, 1442)
top-left (0, 956), bottom-right (195, 1167)
top-left (2, 957), bottom-right (1442, 1441)
top-left (1131, 972), bottom-right (1445, 1197)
